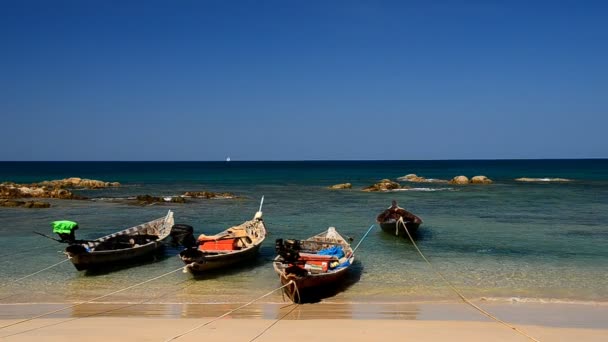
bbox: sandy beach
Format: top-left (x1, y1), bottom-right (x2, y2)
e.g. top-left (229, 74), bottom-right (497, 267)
top-left (1, 302), bottom-right (606, 341)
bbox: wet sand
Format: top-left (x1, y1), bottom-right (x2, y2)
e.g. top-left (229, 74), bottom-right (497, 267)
top-left (1, 302), bottom-right (607, 341)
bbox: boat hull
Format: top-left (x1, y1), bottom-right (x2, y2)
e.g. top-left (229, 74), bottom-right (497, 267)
top-left (64, 211), bottom-right (174, 271)
top-left (179, 215), bottom-right (267, 275)
top-left (68, 242), bottom-right (167, 271)
top-left (181, 243), bottom-right (262, 274)
top-left (273, 256), bottom-right (354, 303)
top-left (379, 221), bottom-right (420, 238)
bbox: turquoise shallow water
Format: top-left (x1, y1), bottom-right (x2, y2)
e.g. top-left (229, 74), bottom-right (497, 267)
top-left (0, 160), bottom-right (607, 305)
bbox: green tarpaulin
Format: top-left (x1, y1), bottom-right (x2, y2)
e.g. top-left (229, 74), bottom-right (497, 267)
top-left (52, 220), bottom-right (78, 234)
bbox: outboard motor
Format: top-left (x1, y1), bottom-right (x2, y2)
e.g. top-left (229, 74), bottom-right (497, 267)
top-left (275, 238), bottom-right (301, 263)
top-left (170, 224), bottom-right (196, 248)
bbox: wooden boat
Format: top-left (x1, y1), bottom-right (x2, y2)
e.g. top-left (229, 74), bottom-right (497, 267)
top-left (64, 210), bottom-right (175, 271)
top-left (179, 205), bottom-right (267, 274)
top-left (376, 200), bottom-right (422, 237)
top-left (273, 227), bottom-right (355, 303)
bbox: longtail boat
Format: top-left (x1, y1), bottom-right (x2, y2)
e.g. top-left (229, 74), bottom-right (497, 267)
top-left (376, 200), bottom-right (422, 237)
top-left (179, 198), bottom-right (267, 274)
top-left (64, 210), bottom-right (175, 271)
top-left (273, 227), bottom-right (354, 303)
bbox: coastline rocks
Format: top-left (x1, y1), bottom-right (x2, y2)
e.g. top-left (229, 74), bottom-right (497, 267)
top-left (470, 175), bottom-right (493, 184)
top-left (448, 175), bottom-right (493, 185)
top-left (449, 176), bottom-right (470, 185)
top-left (328, 183), bottom-right (352, 190)
top-left (0, 183), bottom-right (81, 199)
top-left (37, 177), bottom-right (120, 189)
top-left (182, 191), bottom-right (237, 199)
top-left (362, 179), bottom-right (402, 192)
top-left (0, 199), bottom-right (51, 208)
top-left (515, 177), bottom-right (571, 182)
top-left (397, 174), bottom-right (448, 183)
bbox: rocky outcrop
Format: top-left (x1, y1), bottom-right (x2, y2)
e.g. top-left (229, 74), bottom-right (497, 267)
top-left (182, 191), bottom-right (237, 199)
top-left (0, 199), bottom-right (50, 208)
top-left (449, 176), bottom-right (470, 185)
top-left (37, 177), bottom-right (120, 189)
top-left (515, 177), bottom-right (571, 182)
top-left (362, 179), bottom-right (402, 192)
top-left (470, 175), bottom-right (493, 184)
top-left (328, 183), bottom-right (352, 190)
top-left (135, 195), bottom-right (187, 205)
top-left (397, 174), bottom-right (448, 183)
top-left (0, 183), bottom-right (81, 199)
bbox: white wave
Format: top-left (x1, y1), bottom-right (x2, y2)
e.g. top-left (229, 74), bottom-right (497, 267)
top-left (390, 187), bottom-right (454, 192)
top-left (515, 177), bottom-right (572, 182)
top-left (479, 297), bottom-right (608, 305)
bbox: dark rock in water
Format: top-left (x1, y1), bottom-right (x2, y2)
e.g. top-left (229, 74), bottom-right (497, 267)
top-left (362, 179), bottom-right (402, 192)
top-left (134, 195), bottom-right (187, 205)
top-left (182, 191), bottom-right (237, 199)
top-left (0, 199), bottom-right (50, 208)
top-left (0, 200), bottom-right (25, 207)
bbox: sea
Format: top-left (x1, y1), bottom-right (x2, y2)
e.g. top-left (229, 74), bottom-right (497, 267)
top-left (1, 160), bottom-right (607, 306)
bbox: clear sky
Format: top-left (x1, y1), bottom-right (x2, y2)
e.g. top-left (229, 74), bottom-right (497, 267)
top-left (1, 0), bottom-right (607, 161)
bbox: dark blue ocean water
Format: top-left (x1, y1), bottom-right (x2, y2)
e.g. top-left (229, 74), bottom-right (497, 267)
top-left (1, 160), bottom-right (607, 305)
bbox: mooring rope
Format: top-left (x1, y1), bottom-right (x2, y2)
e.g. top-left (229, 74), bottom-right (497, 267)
top-left (164, 280), bottom-right (296, 342)
top-left (0, 265), bottom-right (184, 330)
top-left (248, 303), bottom-right (300, 342)
top-left (0, 258), bottom-right (70, 291)
top-left (398, 217), bottom-right (541, 342)
top-left (0, 277), bottom-right (195, 339)
top-left (351, 224), bottom-right (376, 254)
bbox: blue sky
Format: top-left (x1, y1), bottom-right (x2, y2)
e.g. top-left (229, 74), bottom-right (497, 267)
top-left (1, 0), bottom-right (607, 161)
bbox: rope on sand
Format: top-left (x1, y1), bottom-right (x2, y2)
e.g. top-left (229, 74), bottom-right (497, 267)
top-left (164, 280), bottom-right (296, 342)
top-left (248, 303), bottom-right (300, 342)
top-left (0, 265), bottom-right (185, 331)
top-left (398, 217), bottom-right (541, 342)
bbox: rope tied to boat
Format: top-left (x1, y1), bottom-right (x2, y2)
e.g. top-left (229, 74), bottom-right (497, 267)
top-left (398, 217), bottom-right (541, 342)
top-left (164, 280), bottom-right (297, 342)
top-left (0, 265), bottom-right (185, 331)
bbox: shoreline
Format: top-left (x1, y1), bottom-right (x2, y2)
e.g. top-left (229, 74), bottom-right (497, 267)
top-left (2, 301), bottom-right (607, 341)
top-left (2, 301), bottom-right (607, 329)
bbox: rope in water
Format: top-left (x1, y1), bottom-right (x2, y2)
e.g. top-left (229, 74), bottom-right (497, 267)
top-left (0, 277), bottom-right (196, 339)
top-left (0, 265), bottom-right (185, 330)
top-left (398, 217), bottom-right (541, 342)
top-left (351, 224), bottom-right (376, 254)
top-left (164, 280), bottom-right (297, 342)
top-left (0, 258), bottom-right (70, 291)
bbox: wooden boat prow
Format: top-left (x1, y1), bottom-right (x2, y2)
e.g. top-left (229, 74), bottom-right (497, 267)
top-left (64, 210), bottom-right (175, 271)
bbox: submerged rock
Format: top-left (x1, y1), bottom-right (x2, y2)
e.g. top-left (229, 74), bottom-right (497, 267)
top-left (470, 175), bottom-right (493, 184)
top-left (328, 183), bottom-right (352, 190)
top-left (0, 199), bottom-right (50, 208)
top-left (397, 174), bottom-right (448, 183)
top-left (135, 195), bottom-right (187, 205)
top-left (182, 191), bottom-right (237, 199)
top-left (362, 179), bottom-right (401, 192)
